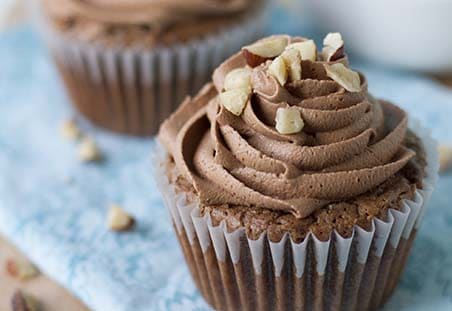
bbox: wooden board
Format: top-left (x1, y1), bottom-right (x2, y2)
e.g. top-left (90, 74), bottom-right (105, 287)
top-left (0, 235), bottom-right (89, 311)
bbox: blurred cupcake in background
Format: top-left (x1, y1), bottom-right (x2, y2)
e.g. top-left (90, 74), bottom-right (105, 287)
top-left (37, 0), bottom-right (267, 136)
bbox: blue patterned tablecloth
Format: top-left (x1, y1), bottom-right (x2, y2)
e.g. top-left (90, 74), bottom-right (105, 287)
top-left (1, 7), bottom-right (452, 311)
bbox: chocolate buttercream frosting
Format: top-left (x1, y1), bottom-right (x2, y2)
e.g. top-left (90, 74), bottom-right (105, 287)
top-left (159, 35), bottom-right (415, 219)
top-left (43, 0), bottom-right (253, 26)
top-left (42, 0), bottom-right (261, 45)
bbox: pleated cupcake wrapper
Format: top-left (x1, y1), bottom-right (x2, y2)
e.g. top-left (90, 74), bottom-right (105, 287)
top-left (153, 119), bottom-right (438, 310)
top-left (35, 5), bottom-right (267, 136)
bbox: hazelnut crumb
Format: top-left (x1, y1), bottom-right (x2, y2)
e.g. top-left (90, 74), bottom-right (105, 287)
top-left (219, 88), bottom-right (250, 116)
top-left (439, 144), bottom-right (452, 173)
top-left (275, 107), bottom-right (304, 134)
top-left (324, 63), bottom-right (361, 93)
top-left (78, 137), bottom-right (103, 163)
top-left (11, 290), bottom-right (42, 311)
top-left (6, 259), bottom-right (40, 281)
top-left (107, 204), bottom-right (135, 232)
top-left (60, 118), bottom-right (82, 141)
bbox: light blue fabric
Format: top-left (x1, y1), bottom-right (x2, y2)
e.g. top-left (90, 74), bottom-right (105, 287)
top-left (1, 8), bottom-right (452, 311)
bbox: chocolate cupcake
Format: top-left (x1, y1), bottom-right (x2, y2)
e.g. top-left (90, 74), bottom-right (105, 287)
top-left (37, 0), bottom-right (267, 136)
top-left (154, 34), bottom-right (439, 310)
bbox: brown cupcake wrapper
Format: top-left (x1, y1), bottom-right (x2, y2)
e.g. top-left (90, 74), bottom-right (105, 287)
top-left (153, 120), bottom-right (439, 311)
top-left (36, 6), bottom-right (267, 136)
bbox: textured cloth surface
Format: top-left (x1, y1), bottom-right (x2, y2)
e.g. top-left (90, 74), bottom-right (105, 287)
top-left (1, 8), bottom-right (452, 311)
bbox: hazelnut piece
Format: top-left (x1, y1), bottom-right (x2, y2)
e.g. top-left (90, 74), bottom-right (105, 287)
top-left (107, 204), bottom-right (135, 232)
top-left (439, 145), bottom-right (452, 173)
top-left (281, 49), bottom-right (302, 82)
top-left (11, 290), bottom-right (41, 311)
top-left (219, 88), bottom-right (251, 116)
top-left (322, 32), bottom-right (345, 61)
top-left (275, 107), bottom-right (304, 134)
top-left (286, 40), bottom-right (317, 62)
top-left (267, 56), bottom-right (288, 86)
top-left (224, 68), bottom-right (252, 91)
top-left (60, 118), bottom-right (82, 141)
top-left (242, 36), bottom-right (288, 67)
top-left (78, 137), bottom-right (103, 163)
top-left (6, 259), bottom-right (39, 281)
top-left (324, 63), bottom-right (361, 93)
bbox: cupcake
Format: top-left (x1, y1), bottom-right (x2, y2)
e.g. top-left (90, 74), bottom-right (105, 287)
top-left (155, 34), bottom-right (439, 310)
top-left (37, 0), bottom-right (267, 136)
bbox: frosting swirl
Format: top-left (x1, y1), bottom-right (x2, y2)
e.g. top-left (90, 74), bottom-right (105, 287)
top-left (159, 35), bottom-right (414, 219)
top-left (43, 0), bottom-right (252, 25)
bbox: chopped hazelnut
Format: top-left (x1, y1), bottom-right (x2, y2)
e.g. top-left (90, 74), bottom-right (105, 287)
top-left (439, 145), bottom-right (452, 173)
top-left (219, 88), bottom-right (251, 116)
top-left (267, 56), bottom-right (288, 86)
top-left (224, 68), bottom-right (252, 91)
top-left (78, 137), bottom-right (103, 163)
top-left (6, 259), bottom-right (39, 281)
top-left (60, 119), bottom-right (82, 141)
top-left (107, 204), bottom-right (135, 232)
top-left (324, 63), bottom-right (361, 93)
top-left (11, 290), bottom-right (41, 311)
top-left (275, 107), bottom-right (304, 134)
top-left (322, 32), bottom-right (345, 61)
top-left (286, 40), bottom-right (317, 62)
top-left (242, 36), bottom-right (288, 67)
top-left (281, 48), bottom-right (302, 82)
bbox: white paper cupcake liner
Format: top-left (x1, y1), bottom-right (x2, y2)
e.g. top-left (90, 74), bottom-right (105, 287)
top-left (153, 119), bottom-right (438, 311)
top-left (34, 3), bottom-right (267, 136)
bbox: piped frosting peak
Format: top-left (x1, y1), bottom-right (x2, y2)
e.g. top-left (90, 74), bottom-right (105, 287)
top-left (159, 34), bottom-right (414, 219)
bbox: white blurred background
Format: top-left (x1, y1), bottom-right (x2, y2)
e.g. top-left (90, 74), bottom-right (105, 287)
top-left (303, 0), bottom-right (452, 73)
